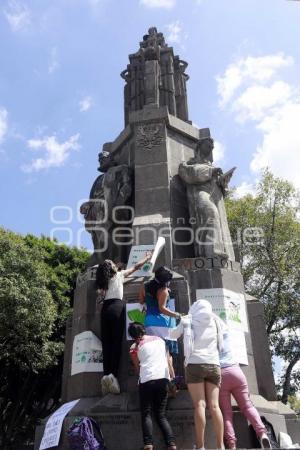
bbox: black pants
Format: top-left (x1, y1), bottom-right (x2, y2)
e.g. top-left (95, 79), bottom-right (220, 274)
top-left (139, 378), bottom-right (175, 446)
top-left (101, 298), bottom-right (125, 377)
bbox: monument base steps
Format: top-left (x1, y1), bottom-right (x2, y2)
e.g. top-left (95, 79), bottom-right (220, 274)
top-left (34, 392), bottom-right (297, 450)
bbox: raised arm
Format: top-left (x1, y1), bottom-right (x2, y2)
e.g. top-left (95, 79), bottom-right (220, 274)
top-left (122, 252), bottom-right (152, 278)
top-left (157, 288), bottom-right (180, 319)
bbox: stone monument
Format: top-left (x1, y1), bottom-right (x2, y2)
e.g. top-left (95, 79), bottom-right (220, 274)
top-left (35, 27), bottom-right (299, 450)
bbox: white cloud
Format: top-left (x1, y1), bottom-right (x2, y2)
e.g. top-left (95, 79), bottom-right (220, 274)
top-left (216, 53), bottom-right (293, 108)
top-left (22, 134), bottom-right (80, 172)
top-left (140, 0), bottom-right (175, 9)
top-left (213, 140), bottom-right (225, 163)
top-left (48, 47), bottom-right (59, 74)
top-left (4, 0), bottom-right (31, 32)
top-left (0, 108), bottom-right (8, 144)
top-left (233, 181), bottom-right (255, 199)
top-left (250, 101), bottom-right (300, 185)
top-left (233, 81), bottom-right (293, 123)
top-left (217, 53), bottom-right (300, 189)
top-left (166, 21), bottom-right (182, 44)
top-left (79, 96), bottom-right (93, 112)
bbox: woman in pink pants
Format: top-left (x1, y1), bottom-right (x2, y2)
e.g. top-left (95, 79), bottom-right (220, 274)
top-left (219, 332), bottom-right (271, 449)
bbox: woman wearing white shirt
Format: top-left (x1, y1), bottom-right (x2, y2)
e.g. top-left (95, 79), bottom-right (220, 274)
top-left (170, 299), bottom-right (224, 450)
top-left (96, 255), bottom-right (151, 395)
top-left (129, 322), bottom-right (177, 450)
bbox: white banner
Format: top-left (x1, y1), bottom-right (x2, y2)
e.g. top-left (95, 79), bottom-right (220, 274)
top-left (39, 399), bottom-right (80, 449)
top-left (196, 288), bottom-right (248, 332)
top-left (71, 331), bottom-right (103, 376)
top-left (126, 237), bottom-right (166, 277)
top-left (126, 245), bottom-right (155, 277)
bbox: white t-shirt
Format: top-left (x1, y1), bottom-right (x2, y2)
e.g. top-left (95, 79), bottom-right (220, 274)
top-left (130, 335), bottom-right (170, 384)
top-left (104, 270), bottom-right (125, 300)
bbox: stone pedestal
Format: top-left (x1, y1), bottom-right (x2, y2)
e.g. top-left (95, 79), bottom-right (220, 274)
top-left (35, 393), bottom-right (292, 450)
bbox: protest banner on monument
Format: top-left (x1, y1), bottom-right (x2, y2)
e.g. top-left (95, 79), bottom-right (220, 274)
top-left (71, 330), bottom-right (103, 375)
top-left (196, 288), bottom-right (248, 332)
top-left (126, 237), bottom-right (166, 277)
top-left (39, 399), bottom-right (80, 449)
top-left (196, 288), bottom-right (249, 365)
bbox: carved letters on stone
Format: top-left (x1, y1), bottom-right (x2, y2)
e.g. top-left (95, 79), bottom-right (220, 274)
top-left (136, 124), bottom-right (164, 150)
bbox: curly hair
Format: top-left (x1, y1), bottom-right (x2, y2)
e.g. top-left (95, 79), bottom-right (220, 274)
top-left (96, 260), bottom-right (117, 291)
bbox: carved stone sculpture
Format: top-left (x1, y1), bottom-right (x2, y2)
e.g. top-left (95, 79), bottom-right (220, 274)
top-left (179, 137), bottom-right (235, 260)
top-left (80, 151), bottom-right (133, 264)
top-left (120, 27), bottom-right (189, 124)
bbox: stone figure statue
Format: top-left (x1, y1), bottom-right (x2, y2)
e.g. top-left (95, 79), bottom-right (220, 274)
top-left (174, 56), bottom-right (189, 121)
top-left (179, 137), bottom-right (235, 260)
top-left (80, 150), bottom-right (133, 264)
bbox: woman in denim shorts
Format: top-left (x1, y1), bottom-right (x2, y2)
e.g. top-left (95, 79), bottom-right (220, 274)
top-left (170, 299), bottom-right (225, 450)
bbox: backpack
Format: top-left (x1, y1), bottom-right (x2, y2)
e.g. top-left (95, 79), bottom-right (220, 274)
top-left (68, 417), bottom-right (107, 450)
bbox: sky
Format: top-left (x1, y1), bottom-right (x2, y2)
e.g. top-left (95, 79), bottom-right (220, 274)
top-left (0, 0), bottom-right (300, 252)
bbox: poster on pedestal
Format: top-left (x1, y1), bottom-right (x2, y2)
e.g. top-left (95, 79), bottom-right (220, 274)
top-left (196, 288), bottom-right (248, 332)
top-left (126, 237), bottom-right (166, 277)
top-left (71, 331), bottom-right (103, 375)
top-left (126, 303), bottom-right (146, 339)
top-left (126, 245), bottom-right (154, 277)
top-left (39, 399), bottom-right (80, 449)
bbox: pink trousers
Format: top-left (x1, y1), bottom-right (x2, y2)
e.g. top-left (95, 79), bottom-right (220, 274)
top-left (219, 365), bottom-right (266, 448)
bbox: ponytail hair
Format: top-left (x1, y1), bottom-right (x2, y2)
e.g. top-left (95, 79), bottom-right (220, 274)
top-left (145, 266), bottom-right (173, 298)
top-left (96, 260), bottom-right (117, 291)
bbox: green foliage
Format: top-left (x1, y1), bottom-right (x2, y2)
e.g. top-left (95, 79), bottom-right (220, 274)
top-left (226, 169), bottom-right (300, 403)
top-left (0, 228), bottom-right (89, 448)
top-left (288, 395), bottom-right (300, 417)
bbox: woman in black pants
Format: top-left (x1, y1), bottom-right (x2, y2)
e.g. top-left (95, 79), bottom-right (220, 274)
top-left (129, 322), bottom-right (177, 450)
top-left (96, 255), bottom-right (151, 395)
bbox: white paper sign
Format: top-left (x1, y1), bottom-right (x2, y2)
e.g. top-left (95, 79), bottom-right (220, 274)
top-left (126, 238), bottom-right (166, 278)
top-left (39, 399), bottom-right (80, 449)
top-left (196, 288), bottom-right (248, 332)
top-left (71, 331), bottom-right (103, 376)
top-left (126, 245), bottom-right (155, 277)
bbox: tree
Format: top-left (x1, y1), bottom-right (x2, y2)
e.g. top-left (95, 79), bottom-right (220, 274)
top-left (288, 394), bottom-right (300, 417)
top-left (226, 170), bottom-right (300, 402)
top-left (0, 228), bottom-right (89, 448)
